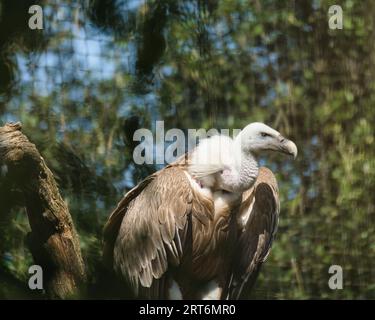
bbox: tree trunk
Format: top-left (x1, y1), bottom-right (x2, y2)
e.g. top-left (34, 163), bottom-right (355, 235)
top-left (0, 122), bottom-right (86, 298)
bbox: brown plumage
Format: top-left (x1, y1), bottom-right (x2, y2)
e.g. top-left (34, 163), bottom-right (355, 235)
top-left (103, 122), bottom-right (295, 299)
top-left (103, 164), bottom-right (279, 299)
top-left (224, 167), bottom-right (279, 299)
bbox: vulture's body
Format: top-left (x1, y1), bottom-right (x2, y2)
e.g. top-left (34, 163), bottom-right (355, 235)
top-left (103, 123), bottom-right (297, 299)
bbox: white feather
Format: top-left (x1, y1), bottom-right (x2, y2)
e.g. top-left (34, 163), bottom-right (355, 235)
top-left (188, 135), bottom-right (235, 181)
top-left (168, 279), bottom-right (183, 300)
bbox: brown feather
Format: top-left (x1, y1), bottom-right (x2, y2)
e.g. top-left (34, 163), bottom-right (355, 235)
top-left (103, 156), bottom-right (280, 300)
top-left (224, 167), bottom-right (280, 299)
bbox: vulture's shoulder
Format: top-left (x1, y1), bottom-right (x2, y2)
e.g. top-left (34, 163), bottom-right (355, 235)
top-left (102, 165), bottom-right (190, 265)
top-left (255, 167), bottom-right (278, 189)
top-left (242, 167), bottom-right (278, 196)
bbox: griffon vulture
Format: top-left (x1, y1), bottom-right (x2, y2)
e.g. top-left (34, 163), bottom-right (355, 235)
top-left (103, 122), bottom-right (297, 299)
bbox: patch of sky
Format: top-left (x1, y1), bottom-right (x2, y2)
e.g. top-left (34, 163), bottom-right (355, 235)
top-left (226, 41), bottom-right (238, 51)
top-left (302, 24), bottom-right (313, 32)
top-left (116, 164), bottom-right (135, 190)
top-left (214, 20), bottom-right (229, 37)
top-left (307, 185), bottom-right (318, 199)
top-left (42, 51), bottom-right (59, 68)
top-left (161, 66), bottom-right (174, 77)
top-left (84, 39), bottom-right (103, 58)
top-left (259, 88), bottom-right (276, 108)
top-left (121, 0), bottom-right (144, 11)
top-left (38, 120), bottom-right (48, 131)
top-left (117, 100), bottom-right (134, 117)
top-left (70, 36), bottom-right (119, 80)
top-left (68, 85), bottom-right (85, 102)
top-left (15, 54), bottom-right (32, 83)
top-left (146, 94), bottom-right (161, 125)
top-left (1, 113), bottom-right (19, 125)
top-left (269, 52), bottom-right (278, 64)
top-left (65, 117), bottom-right (93, 133)
top-left (275, 81), bottom-right (289, 97)
top-left (312, 0), bottom-right (321, 10)
top-left (56, 4), bottom-right (69, 21)
top-left (122, 41), bottom-right (137, 74)
top-left (94, 163), bottom-right (105, 176)
top-left (179, 39), bottom-right (195, 55)
top-left (43, 3), bottom-right (53, 17)
top-left (95, 198), bottom-right (105, 211)
top-left (247, 46), bottom-right (279, 70)
top-left (302, 149), bottom-right (318, 178)
top-left (85, 21), bottom-right (115, 43)
top-left (33, 68), bottom-right (53, 97)
top-left (311, 135), bottom-right (319, 146)
top-left (288, 174), bottom-right (301, 200)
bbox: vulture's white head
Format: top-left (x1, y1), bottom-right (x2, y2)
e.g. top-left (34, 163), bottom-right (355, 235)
top-left (235, 122), bottom-right (298, 159)
top-left (188, 122), bottom-right (297, 193)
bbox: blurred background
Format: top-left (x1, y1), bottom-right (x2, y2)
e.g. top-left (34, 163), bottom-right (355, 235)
top-left (0, 0), bottom-right (374, 299)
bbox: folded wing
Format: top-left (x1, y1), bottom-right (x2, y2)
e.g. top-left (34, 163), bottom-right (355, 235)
top-left (225, 167), bottom-right (280, 299)
top-left (103, 165), bottom-right (213, 298)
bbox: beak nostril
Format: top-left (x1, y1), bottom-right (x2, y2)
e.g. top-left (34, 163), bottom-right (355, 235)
top-left (280, 137), bottom-right (285, 143)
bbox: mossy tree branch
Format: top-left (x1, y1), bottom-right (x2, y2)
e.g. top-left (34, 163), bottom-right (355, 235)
top-left (0, 122), bottom-right (86, 298)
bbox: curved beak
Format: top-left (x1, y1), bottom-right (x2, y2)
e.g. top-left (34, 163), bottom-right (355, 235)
top-left (278, 136), bottom-right (298, 159)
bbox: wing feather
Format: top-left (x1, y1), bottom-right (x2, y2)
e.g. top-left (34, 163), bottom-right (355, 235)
top-left (103, 165), bottom-right (205, 298)
top-left (225, 167), bottom-right (280, 299)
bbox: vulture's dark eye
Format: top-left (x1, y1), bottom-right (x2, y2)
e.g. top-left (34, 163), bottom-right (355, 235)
top-left (261, 132), bottom-right (269, 137)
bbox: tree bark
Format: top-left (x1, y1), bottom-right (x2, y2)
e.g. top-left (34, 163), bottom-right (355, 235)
top-left (0, 122), bottom-right (86, 298)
